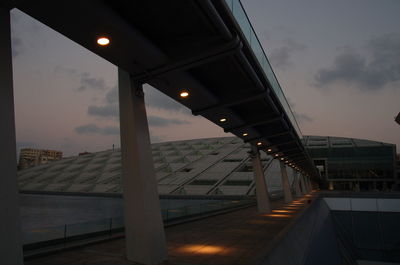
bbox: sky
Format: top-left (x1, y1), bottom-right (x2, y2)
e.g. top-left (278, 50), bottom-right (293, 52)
top-left (10, 0), bottom-right (400, 157)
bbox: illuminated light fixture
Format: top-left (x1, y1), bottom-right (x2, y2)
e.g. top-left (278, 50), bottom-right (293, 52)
top-left (242, 133), bottom-right (248, 136)
top-left (179, 90), bottom-right (189, 98)
top-left (97, 37), bottom-right (110, 46)
top-left (267, 148), bottom-right (272, 152)
top-left (219, 118), bottom-right (227, 122)
top-left (274, 154), bottom-right (279, 157)
top-left (257, 142), bottom-right (262, 146)
top-left (280, 158), bottom-right (284, 161)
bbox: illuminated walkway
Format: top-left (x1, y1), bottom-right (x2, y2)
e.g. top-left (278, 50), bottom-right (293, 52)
top-left (25, 193), bottom-right (317, 265)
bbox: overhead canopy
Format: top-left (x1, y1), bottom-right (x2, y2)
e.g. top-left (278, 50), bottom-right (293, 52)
top-left (6, 0), bottom-right (318, 177)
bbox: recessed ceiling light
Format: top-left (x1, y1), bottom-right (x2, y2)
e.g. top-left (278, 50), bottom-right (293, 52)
top-left (257, 142), bottom-right (262, 146)
top-left (267, 148), bottom-right (272, 152)
top-left (242, 133), bottom-right (248, 136)
top-left (97, 37), bottom-right (110, 46)
top-left (180, 90), bottom-right (189, 98)
top-left (275, 154), bottom-right (279, 157)
top-left (280, 158), bottom-right (284, 161)
top-left (219, 118), bottom-right (227, 122)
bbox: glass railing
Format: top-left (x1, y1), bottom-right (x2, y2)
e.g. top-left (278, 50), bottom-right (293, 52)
top-left (224, 0), bottom-right (303, 139)
top-left (22, 199), bottom-right (254, 248)
top-left (22, 217), bottom-right (124, 246)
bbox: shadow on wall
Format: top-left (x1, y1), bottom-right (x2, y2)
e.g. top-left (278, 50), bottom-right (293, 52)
top-left (259, 198), bottom-right (352, 265)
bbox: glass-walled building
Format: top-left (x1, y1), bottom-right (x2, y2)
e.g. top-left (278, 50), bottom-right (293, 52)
top-left (304, 136), bottom-right (397, 191)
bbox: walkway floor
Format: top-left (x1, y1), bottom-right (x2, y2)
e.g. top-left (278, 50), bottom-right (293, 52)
top-left (25, 192), bottom-right (317, 265)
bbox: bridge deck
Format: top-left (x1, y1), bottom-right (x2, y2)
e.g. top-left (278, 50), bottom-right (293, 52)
top-left (25, 193), bottom-right (316, 265)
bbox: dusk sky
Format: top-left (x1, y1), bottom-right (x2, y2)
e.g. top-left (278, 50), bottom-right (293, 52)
top-left (10, 0), bottom-right (400, 157)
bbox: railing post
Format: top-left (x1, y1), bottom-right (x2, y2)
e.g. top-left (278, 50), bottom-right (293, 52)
top-left (109, 218), bottom-right (113, 237)
top-left (64, 224), bottom-right (67, 247)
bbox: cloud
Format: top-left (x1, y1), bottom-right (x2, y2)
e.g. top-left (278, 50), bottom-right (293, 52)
top-left (294, 113), bottom-right (314, 124)
top-left (269, 38), bottom-right (306, 70)
top-left (77, 72), bottom-right (108, 91)
top-left (148, 116), bottom-right (190, 127)
top-left (10, 9), bottom-right (47, 59)
top-left (87, 85), bottom-right (191, 119)
top-left (105, 86), bottom-right (118, 104)
top-left (75, 124), bottom-right (119, 135)
top-left (86, 98), bottom-right (190, 128)
top-left (144, 85), bottom-right (190, 114)
top-left (286, 97), bottom-right (313, 124)
top-left (88, 104), bottom-right (119, 118)
top-left (75, 115), bottom-right (188, 137)
top-left (315, 34), bottom-right (400, 91)
top-left (54, 66), bottom-right (109, 91)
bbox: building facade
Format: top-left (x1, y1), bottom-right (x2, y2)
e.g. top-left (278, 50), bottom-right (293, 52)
top-left (304, 136), bottom-right (397, 191)
top-left (18, 148), bottom-right (62, 170)
top-left (17, 136), bottom-right (397, 193)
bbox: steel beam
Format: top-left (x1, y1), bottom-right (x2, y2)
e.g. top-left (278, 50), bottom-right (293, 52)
top-left (225, 115), bottom-right (282, 134)
top-left (192, 90), bottom-right (269, 116)
top-left (133, 36), bottom-right (242, 82)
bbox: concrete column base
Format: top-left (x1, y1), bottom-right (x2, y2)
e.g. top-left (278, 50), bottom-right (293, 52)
top-left (250, 146), bottom-right (271, 214)
top-left (279, 161), bottom-right (293, 203)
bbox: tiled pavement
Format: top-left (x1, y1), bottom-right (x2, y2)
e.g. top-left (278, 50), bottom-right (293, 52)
top-left (25, 193), bottom-right (317, 265)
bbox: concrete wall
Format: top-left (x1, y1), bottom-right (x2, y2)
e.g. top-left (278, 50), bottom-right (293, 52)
top-left (259, 198), bottom-right (348, 265)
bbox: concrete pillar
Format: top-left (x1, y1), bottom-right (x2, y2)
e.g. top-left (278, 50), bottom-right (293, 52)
top-left (299, 174), bottom-right (307, 194)
top-left (306, 177), bottom-right (312, 192)
top-left (0, 7), bottom-right (24, 265)
top-left (118, 68), bottom-right (167, 265)
top-left (250, 146), bottom-right (271, 213)
top-left (294, 171), bottom-right (301, 197)
top-left (279, 161), bottom-right (293, 203)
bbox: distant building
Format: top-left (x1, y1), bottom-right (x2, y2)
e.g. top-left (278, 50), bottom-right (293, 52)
top-left (304, 136), bottom-right (397, 191)
top-left (18, 148), bottom-right (62, 170)
top-left (17, 136), bottom-right (397, 194)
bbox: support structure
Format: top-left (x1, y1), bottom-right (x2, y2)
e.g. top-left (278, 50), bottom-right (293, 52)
top-left (250, 146), bottom-right (271, 213)
top-left (306, 177), bottom-right (312, 192)
top-left (293, 171), bottom-right (302, 197)
top-left (279, 161), bottom-right (293, 203)
top-left (299, 174), bottom-right (304, 194)
top-left (118, 68), bottom-right (167, 265)
top-left (0, 7), bottom-right (24, 265)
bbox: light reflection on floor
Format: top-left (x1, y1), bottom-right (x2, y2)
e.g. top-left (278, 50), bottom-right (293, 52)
top-left (272, 210), bottom-right (296, 213)
top-left (177, 244), bottom-right (230, 255)
top-left (263, 214), bottom-right (293, 218)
